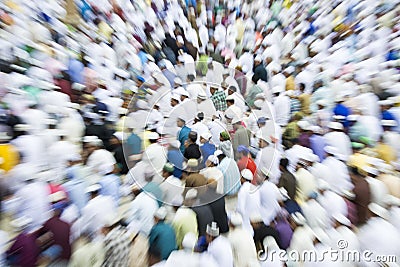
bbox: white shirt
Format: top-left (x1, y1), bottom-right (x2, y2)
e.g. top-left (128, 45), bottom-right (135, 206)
top-left (228, 227), bottom-right (260, 267)
top-left (273, 94), bottom-right (291, 126)
top-left (142, 143), bottom-right (167, 174)
top-left (322, 156), bottom-right (353, 193)
top-left (324, 132), bottom-right (352, 160)
top-left (207, 235), bottom-right (234, 267)
top-left (237, 182), bottom-right (261, 235)
top-left (160, 176), bottom-right (184, 204)
top-left (127, 192), bottom-right (158, 236)
top-left (87, 149), bottom-right (117, 175)
top-left (81, 195), bottom-right (116, 235)
top-left (200, 167), bottom-right (224, 194)
top-left (258, 180), bottom-right (281, 225)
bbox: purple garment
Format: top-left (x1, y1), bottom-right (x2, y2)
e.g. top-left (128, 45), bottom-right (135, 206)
top-left (274, 220), bottom-right (293, 250)
top-left (6, 232), bottom-right (40, 267)
top-left (298, 133), bottom-right (311, 148)
top-left (310, 134), bottom-right (326, 162)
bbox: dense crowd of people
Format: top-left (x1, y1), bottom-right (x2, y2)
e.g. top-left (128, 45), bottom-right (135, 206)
top-left (0, 0), bottom-right (400, 266)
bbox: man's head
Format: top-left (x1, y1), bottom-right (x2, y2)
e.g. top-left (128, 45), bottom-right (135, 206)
top-left (188, 131), bottom-right (197, 143)
top-left (227, 86), bottom-right (236, 95)
top-left (298, 83), bottom-right (306, 92)
top-left (240, 168), bottom-right (253, 184)
top-left (154, 206), bottom-right (168, 224)
top-left (205, 222), bottom-right (220, 244)
top-left (171, 95), bottom-right (180, 107)
top-left (237, 145), bottom-right (249, 158)
top-left (279, 158), bottom-right (289, 172)
top-left (210, 86), bottom-right (218, 95)
top-left (162, 163), bottom-right (174, 178)
top-left (177, 117), bottom-right (186, 127)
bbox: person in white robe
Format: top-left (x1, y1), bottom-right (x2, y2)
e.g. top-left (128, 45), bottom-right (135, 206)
top-left (142, 132), bottom-right (167, 174)
top-left (323, 122), bottom-right (352, 160)
top-left (205, 222), bottom-right (234, 267)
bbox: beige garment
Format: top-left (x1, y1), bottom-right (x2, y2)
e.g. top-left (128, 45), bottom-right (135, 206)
top-left (378, 174), bottom-right (400, 198)
top-left (129, 234), bottom-right (149, 267)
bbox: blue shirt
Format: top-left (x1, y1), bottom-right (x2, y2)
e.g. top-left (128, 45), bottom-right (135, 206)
top-left (309, 134), bottom-right (326, 162)
top-left (63, 179), bottom-right (88, 213)
top-left (167, 149), bottom-right (183, 178)
top-left (382, 110), bottom-right (396, 121)
top-left (178, 126), bottom-right (191, 154)
top-left (149, 222), bottom-right (177, 260)
top-left (67, 58), bottom-right (84, 83)
top-left (127, 133), bottom-right (142, 155)
top-left (333, 103), bottom-right (352, 128)
top-left (200, 142), bottom-right (216, 167)
top-left (99, 174), bottom-right (120, 208)
top-left (217, 157), bottom-right (241, 195)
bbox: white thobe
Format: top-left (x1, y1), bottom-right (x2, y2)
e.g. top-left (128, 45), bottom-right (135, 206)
top-left (365, 177), bottom-right (389, 206)
top-left (321, 156), bottom-right (353, 193)
top-left (11, 134), bottom-right (46, 167)
top-left (294, 168), bottom-right (317, 205)
top-left (80, 195), bottom-right (116, 235)
top-left (207, 236), bottom-right (234, 267)
top-left (258, 180), bottom-right (281, 225)
top-left (207, 120), bottom-right (226, 147)
top-left (87, 149), bottom-right (117, 175)
top-left (200, 167), bottom-right (224, 194)
top-left (273, 94), bottom-right (291, 126)
top-left (237, 182), bottom-right (261, 235)
top-left (142, 143), bottom-right (167, 174)
top-left (301, 199), bottom-right (329, 230)
top-left (14, 181), bottom-right (51, 230)
top-left (47, 140), bottom-right (79, 171)
top-left (324, 132), bottom-right (352, 160)
top-left (160, 176), bottom-right (184, 204)
top-left (318, 191), bottom-right (348, 221)
top-left (20, 108), bottom-right (48, 135)
top-left (127, 192), bottom-right (158, 236)
top-left (228, 228), bottom-right (260, 267)
top-left (255, 146), bottom-right (282, 184)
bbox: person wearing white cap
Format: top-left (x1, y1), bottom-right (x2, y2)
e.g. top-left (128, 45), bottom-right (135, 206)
top-left (160, 163), bottom-right (184, 204)
top-left (287, 212), bottom-right (314, 264)
top-left (293, 157), bottom-right (317, 205)
top-left (205, 221), bottom-right (234, 267)
top-left (257, 167), bottom-right (281, 226)
top-left (301, 191), bottom-right (329, 231)
top-left (142, 131), bottom-right (167, 174)
top-left (47, 131), bottom-right (79, 173)
top-left (171, 194), bottom-right (198, 249)
top-left (237, 169), bottom-right (260, 235)
top-left (149, 207), bottom-right (177, 260)
top-left (321, 146), bottom-right (353, 193)
top-left (272, 87), bottom-right (291, 127)
top-left (227, 212), bottom-right (260, 267)
top-left (80, 183), bottom-right (116, 236)
top-left (362, 165), bottom-right (389, 206)
top-left (324, 121), bottom-right (352, 160)
top-left (85, 137), bottom-right (117, 176)
top-left (200, 155), bottom-right (224, 194)
top-left (358, 203), bottom-right (400, 263)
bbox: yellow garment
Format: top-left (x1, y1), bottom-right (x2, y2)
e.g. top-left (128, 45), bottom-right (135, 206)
top-left (142, 130), bottom-right (151, 150)
top-left (0, 144), bottom-right (19, 172)
top-left (285, 76), bottom-right (295, 91)
top-left (347, 153), bottom-right (370, 172)
top-left (298, 93), bottom-right (311, 115)
top-left (172, 207), bottom-right (198, 249)
top-left (235, 20), bottom-right (245, 43)
top-left (375, 143), bottom-right (396, 163)
top-left (97, 21), bottom-right (114, 42)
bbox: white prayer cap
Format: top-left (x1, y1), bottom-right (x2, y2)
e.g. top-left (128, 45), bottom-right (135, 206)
top-left (66, 152), bottom-right (81, 162)
top-left (297, 120), bottom-right (311, 130)
top-left (214, 150), bottom-right (224, 157)
top-left (226, 95), bottom-right (235, 101)
top-left (272, 86), bottom-right (283, 94)
top-left (114, 68), bottom-right (130, 78)
top-left (207, 155), bottom-right (219, 165)
top-left (341, 189), bottom-right (355, 200)
top-left (229, 212), bottom-right (243, 226)
top-left (11, 216), bottom-right (33, 232)
top-left (347, 115), bottom-right (359, 121)
top-left (378, 99), bottom-right (393, 106)
top-left (368, 203), bottom-right (389, 219)
top-left (324, 146), bottom-right (339, 156)
top-left (328, 122), bottom-right (344, 130)
top-left (49, 191), bottom-right (67, 203)
top-left (284, 66), bottom-right (295, 74)
top-left (0, 132), bottom-right (11, 141)
top-left (171, 94), bottom-right (180, 102)
top-left (362, 166), bottom-right (379, 176)
top-left (279, 187), bottom-right (290, 201)
top-left (334, 94), bottom-right (345, 102)
top-left (169, 140), bottom-right (181, 148)
top-left (176, 35), bottom-right (184, 44)
top-left (291, 212), bottom-right (306, 226)
top-left (381, 120), bottom-right (397, 127)
top-left (182, 232), bottom-right (197, 250)
top-left (318, 179), bottom-right (331, 191)
top-left (259, 167), bottom-right (273, 178)
top-left (231, 116), bottom-right (241, 124)
top-left (250, 212), bottom-right (263, 223)
top-left (14, 124), bottom-right (30, 132)
top-left (332, 213), bottom-right (351, 227)
top-left (241, 169), bottom-right (253, 181)
top-left (174, 77), bottom-right (183, 85)
top-left (197, 91), bottom-right (207, 100)
top-left (332, 115), bottom-right (346, 121)
top-left (312, 227), bottom-right (330, 244)
top-left (171, 194), bottom-right (184, 206)
top-left (263, 236), bottom-right (280, 251)
top-left (71, 83), bottom-right (86, 91)
top-left (254, 55), bottom-right (262, 62)
top-left (113, 132), bottom-right (125, 141)
top-left (98, 163), bottom-right (114, 176)
top-left (147, 132), bottom-right (160, 140)
top-left (154, 206), bottom-right (168, 220)
top-left (103, 214), bottom-right (120, 227)
top-left (384, 195), bottom-right (400, 207)
top-left (254, 99), bottom-right (264, 108)
top-left (316, 99), bottom-right (327, 106)
top-left (309, 126), bottom-right (322, 134)
top-left (85, 183), bottom-right (102, 193)
top-left (200, 132), bottom-right (212, 140)
top-left (206, 222), bottom-right (219, 237)
top-left (136, 99), bottom-right (149, 110)
top-left (300, 153), bottom-right (316, 162)
top-left (118, 107), bottom-right (128, 115)
top-left (174, 87), bottom-right (188, 96)
top-left (185, 189), bottom-right (198, 200)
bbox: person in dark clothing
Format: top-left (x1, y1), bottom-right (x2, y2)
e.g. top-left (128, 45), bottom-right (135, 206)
top-left (250, 215), bottom-right (281, 252)
top-left (252, 56), bottom-right (268, 83)
top-left (185, 189), bottom-right (214, 237)
top-left (278, 158), bottom-right (297, 200)
top-left (109, 134), bottom-right (129, 174)
top-left (199, 179), bottom-right (229, 234)
top-left (184, 131), bottom-right (201, 160)
top-left (164, 33), bottom-right (180, 58)
top-left (349, 166), bottom-right (371, 225)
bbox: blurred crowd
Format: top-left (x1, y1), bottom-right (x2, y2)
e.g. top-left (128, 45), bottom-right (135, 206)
top-left (0, 0), bottom-right (400, 266)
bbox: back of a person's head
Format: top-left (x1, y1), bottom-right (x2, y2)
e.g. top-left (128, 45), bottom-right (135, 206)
top-left (280, 158), bottom-right (289, 169)
top-left (189, 131), bottom-right (197, 142)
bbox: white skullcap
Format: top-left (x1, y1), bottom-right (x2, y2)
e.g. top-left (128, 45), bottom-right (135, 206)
top-left (214, 150), bottom-right (224, 157)
top-left (231, 116), bottom-right (241, 124)
top-left (332, 213), bottom-right (351, 227)
top-left (291, 212), bottom-right (306, 226)
top-left (328, 121), bottom-right (344, 130)
top-left (197, 91), bottom-right (207, 99)
top-left (297, 120), bottom-right (311, 130)
top-left (362, 166), bottom-right (379, 176)
top-left (169, 140), bottom-right (181, 148)
top-left (249, 212), bottom-right (263, 223)
top-left (207, 155), bottom-right (219, 165)
top-left (254, 99), bottom-right (264, 108)
top-left (200, 132), bottom-right (212, 140)
top-left (176, 35), bottom-right (184, 44)
top-left (185, 189), bottom-right (198, 200)
top-left (86, 184), bottom-right (102, 193)
top-left (11, 216), bottom-right (33, 232)
top-left (154, 206), bottom-right (168, 220)
top-left (341, 189), bottom-right (356, 200)
top-left (324, 146), bottom-right (339, 156)
top-left (171, 195), bottom-right (183, 206)
top-left (384, 195), bottom-right (400, 207)
top-left (312, 227), bottom-right (330, 244)
top-left (259, 167), bottom-right (273, 178)
top-left (316, 99), bottom-right (327, 106)
top-left (229, 212), bottom-right (243, 226)
top-left (182, 232), bottom-right (197, 250)
top-left (206, 222), bottom-right (220, 237)
top-left (103, 214), bottom-right (120, 227)
top-left (49, 191), bottom-right (67, 203)
top-left (381, 120), bottom-right (397, 127)
top-left (174, 77), bottom-right (183, 84)
top-left (318, 179), bottom-right (331, 191)
top-left (241, 169), bottom-right (253, 181)
top-left (273, 86), bottom-right (283, 94)
top-left (136, 100), bottom-right (149, 110)
top-left (171, 94), bottom-right (181, 102)
top-left (147, 132), bottom-right (160, 140)
top-left (175, 87), bottom-right (189, 97)
top-left (254, 55), bottom-right (262, 62)
top-left (368, 203), bottom-right (389, 219)
top-left (284, 66), bottom-right (295, 74)
top-left (113, 132), bottom-right (125, 141)
top-left (347, 115), bottom-right (359, 121)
